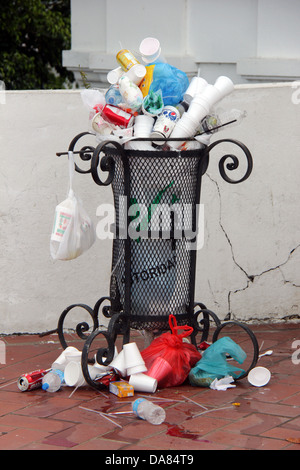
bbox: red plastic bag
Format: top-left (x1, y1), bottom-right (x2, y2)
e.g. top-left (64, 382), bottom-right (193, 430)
top-left (142, 315), bottom-right (201, 388)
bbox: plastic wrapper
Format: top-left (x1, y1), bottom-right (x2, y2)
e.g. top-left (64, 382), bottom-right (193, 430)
top-left (189, 336), bottom-right (247, 387)
top-left (139, 63), bottom-right (189, 107)
top-left (50, 152), bottom-right (96, 261)
top-left (141, 314), bottom-right (201, 388)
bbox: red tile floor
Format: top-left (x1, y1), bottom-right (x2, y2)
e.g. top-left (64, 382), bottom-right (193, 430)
top-left (0, 322), bottom-right (299, 451)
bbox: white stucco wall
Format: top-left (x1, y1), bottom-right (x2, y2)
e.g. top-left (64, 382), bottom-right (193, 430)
top-left (64, 0), bottom-right (300, 86)
top-left (0, 83), bottom-right (299, 334)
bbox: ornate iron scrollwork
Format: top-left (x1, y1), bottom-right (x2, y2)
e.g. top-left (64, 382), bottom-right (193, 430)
top-left (204, 138), bottom-right (253, 184)
top-left (190, 302), bottom-right (221, 346)
top-left (90, 140), bottom-right (124, 186)
top-left (67, 131), bottom-right (95, 174)
top-left (57, 303), bottom-right (99, 350)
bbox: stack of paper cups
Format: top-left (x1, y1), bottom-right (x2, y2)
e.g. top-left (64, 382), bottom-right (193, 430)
top-left (187, 95), bottom-right (211, 123)
top-left (125, 64), bottom-right (147, 86)
top-left (169, 113), bottom-right (200, 149)
top-left (213, 76), bottom-right (234, 100)
top-left (184, 77), bottom-right (208, 103)
top-left (123, 342), bottom-right (147, 376)
top-left (195, 84), bottom-right (223, 108)
top-left (129, 373), bottom-right (157, 393)
top-left (109, 349), bottom-right (127, 377)
top-left (133, 114), bottom-right (154, 138)
top-left (64, 361), bottom-right (107, 387)
top-left (51, 346), bottom-right (81, 371)
top-left (107, 66), bottom-right (124, 85)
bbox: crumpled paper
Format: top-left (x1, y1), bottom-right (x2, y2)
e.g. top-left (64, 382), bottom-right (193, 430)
top-left (209, 375), bottom-right (236, 391)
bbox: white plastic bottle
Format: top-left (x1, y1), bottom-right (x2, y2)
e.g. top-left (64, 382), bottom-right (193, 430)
top-left (132, 398), bottom-right (166, 425)
top-left (42, 369), bottom-right (64, 392)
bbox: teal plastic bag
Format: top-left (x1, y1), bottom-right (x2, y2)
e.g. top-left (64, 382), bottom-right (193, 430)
top-left (148, 63), bottom-right (189, 106)
top-left (189, 337), bottom-right (247, 387)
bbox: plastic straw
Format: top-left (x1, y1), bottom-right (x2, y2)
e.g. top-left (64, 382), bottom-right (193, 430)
top-left (79, 406), bottom-right (122, 428)
top-left (181, 394), bottom-right (208, 411)
top-left (192, 405), bottom-right (233, 418)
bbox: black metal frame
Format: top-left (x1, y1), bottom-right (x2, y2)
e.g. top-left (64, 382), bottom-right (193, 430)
top-left (55, 133), bottom-right (258, 390)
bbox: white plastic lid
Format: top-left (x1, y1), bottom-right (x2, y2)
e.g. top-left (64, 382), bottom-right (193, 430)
top-left (247, 366), bottom-right (271, 387)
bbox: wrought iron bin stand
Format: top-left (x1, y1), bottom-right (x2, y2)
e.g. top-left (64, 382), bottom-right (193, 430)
top-left (56, 133), bottom-right (259, 390)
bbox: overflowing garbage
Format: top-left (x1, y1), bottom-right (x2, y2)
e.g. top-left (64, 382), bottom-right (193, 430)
top-left (17, 315), bottom-right (258, 396)
top-left (80, 36), bottom-right (246, 152)
top-left (17, 313), bottom-right (273, 425)
top-left (40, 37), bottom-right (270, 428)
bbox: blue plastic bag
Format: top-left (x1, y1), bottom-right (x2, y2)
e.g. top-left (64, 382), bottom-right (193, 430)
top-left (189, 337), bottom-right (247, 387)
top-left (148, 63), bottom-right (189, 107)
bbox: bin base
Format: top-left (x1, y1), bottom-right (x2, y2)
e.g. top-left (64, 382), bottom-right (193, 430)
top-left (56, 295), bottom-right (259, 391)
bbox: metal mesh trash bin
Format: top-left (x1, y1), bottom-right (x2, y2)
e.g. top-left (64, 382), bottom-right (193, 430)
top-left (107, 146), bottom-right (206, 331)
top-left (55, 134), bottom-right (259, 390)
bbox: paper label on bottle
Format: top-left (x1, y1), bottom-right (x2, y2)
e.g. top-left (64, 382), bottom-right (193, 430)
top-left (51, 205), bottom-right (73, 242)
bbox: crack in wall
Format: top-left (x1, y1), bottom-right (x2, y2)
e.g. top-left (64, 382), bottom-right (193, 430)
top-left (206, 173), bottom-right (300, 319)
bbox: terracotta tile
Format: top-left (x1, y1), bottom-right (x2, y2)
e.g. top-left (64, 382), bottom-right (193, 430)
top-left (73, 438), bottom-right (126, 450)
top-left (223, 412), bottom-right (288, 435)
top-left (42, 423), bottom-right (105, 448)
top-left (179, 415), bottom-right (232, 435)
top-left (139, 431), bottom-right (229, 450)
top-left (15, 395), bottom-right (79, 418)
top-left (281, 392), bottom-right (300, 407)
top-left (0, 325), bottom-right (299, 451)
top-left (246, 398), bottom-right (298, 417)
top-left (261, 426), bottom-right (300, 441)
top-left (0, 413), bottom-right (73, 433)
top-left (249, 383), bottom-right (300, 403)
top-left (0, 428), bottom-right (50, 450)
top-left (202, 429), bottom-right (288, 450)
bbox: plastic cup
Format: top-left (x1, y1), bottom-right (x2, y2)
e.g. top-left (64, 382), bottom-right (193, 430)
top-left (129, 373), bottom-right (157, 393)
top-left (109, 349), bottom-right (127, 377)
top-left (213, 75), bottom-right (234, 100)
top-left (151, 106), bottom-right (180, 145)
top-left (107, 66), bottom-right (124, 85)
top-left (197, 84), bottom-right (222, 108)
top-left (247, 366), bottom-right (271, 387)
top-left (64, 361), bottom-right (107, 387)
top-left (139, 37), bottom-right (161, 64)
top-left (51, 346), bottom-right (81, 371)
top-left (123, 342), bottom-right (145, 369)
top-left (125, 64), bottom-right (147, 86)
top-left (146, 357), bottom-right (173, 384)
top-left (187, 96), bottom-right (210, 122)
top-left (91, 112), bottom-right (113, 135)
top-left (184, 77), bottom-right (208, 103)
top-left (127, 363), bottom-right (148, 375)
top-left (169, 113), bottom-right (199, 149)
top-left (133, 114), bottom-right (155, 137)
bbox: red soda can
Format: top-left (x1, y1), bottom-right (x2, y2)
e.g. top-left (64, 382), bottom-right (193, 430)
top-left (94, 104), bottom-right (134, 128)
top-left (17, 369), bottom-right (49, 391)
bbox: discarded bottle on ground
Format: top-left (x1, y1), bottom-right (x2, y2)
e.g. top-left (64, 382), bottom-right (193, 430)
top-left (42, 369), bottom-right (64, 392)
top-left (132, 398), bottom-right (166, 425)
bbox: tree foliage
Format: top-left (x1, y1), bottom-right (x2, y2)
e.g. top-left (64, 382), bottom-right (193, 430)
top-left (0, 0), bottom-right (74, 89)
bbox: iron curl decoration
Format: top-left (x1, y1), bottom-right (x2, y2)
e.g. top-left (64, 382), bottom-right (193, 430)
top-left (190, 302), bottom-right (221, 346)
top-left (93, 296), bottom-right (113, 321)
top-left (57, 303), bottom-right (99, 350)
top-left (204, 138), bottom-right (253, 184)
top-left (90, 140), bottom-right (125, 186)
top-left (67, 131), bottom-right (96, 174)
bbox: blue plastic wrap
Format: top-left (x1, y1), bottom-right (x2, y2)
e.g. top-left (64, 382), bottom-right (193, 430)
top-left (189, 336), bottom-right (247, 387)
top-left (148, 63), bottom-right (189, 107)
